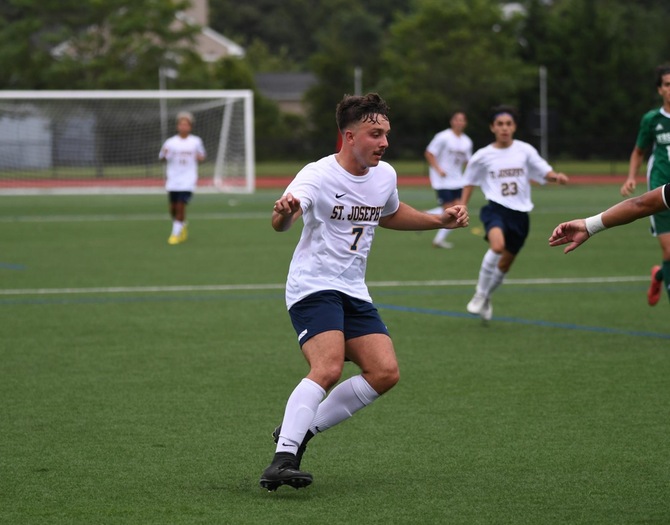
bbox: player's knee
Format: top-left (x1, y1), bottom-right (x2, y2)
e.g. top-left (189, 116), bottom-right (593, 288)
top-left (311, 364), bottom-right (344, 390)
top-left (369, 363), bottom-right (400, 394)
top-left (490, 240), bottom-right (505, 253)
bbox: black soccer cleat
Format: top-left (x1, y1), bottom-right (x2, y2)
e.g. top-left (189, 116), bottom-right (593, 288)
top-left (272, 425), bottom-right (315, 467)
top-left (259, 452), bottom-right (313, 491)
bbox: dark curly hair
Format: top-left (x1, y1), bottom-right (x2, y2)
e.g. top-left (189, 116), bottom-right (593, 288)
top-left (336, 93), bottom-right (390, 131)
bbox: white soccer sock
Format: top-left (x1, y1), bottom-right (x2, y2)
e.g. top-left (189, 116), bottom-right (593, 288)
top-left (487, 266), bottom-right (506, 297)
top-left (276, 378), bottom-right (326, 455)
top-left (171, 220), bottom-right (184, 236)
top-left (475, 249), bottom-right (502, 297)
top-left (308, 375), bottom-right (379, 434)
top-left (433, 228), bottom-right (451, 244)
top-left (426, 206), bottom-right (443, 215)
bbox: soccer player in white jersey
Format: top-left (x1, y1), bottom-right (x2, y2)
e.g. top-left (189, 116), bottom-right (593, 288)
top-left (620, 64), bottom-right (670, 306)
top-left (550, 184), bottom-right (670, 252)
top-left (460, 105), bottom-right (568, 321)
top-left (259, 93), bottom-right (469, 491)
top-left (425, 111), bottom-right (473, 248)
top-left (158, 111), bottom-right (206, 245)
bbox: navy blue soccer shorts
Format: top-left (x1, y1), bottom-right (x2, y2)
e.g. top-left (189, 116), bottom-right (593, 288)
top-left (288, 290), bottom-right (390, 347)
top-left (479, 201), bottom-right (529, 255)
top-left (436, 188), bottom-right (462, 205)
top-left (168, 191), bottom-right (193, 204)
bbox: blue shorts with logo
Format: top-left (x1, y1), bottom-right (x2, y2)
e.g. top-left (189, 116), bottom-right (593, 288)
top-left (288, 290), bottom-right (389, 347)
top-left (479, 201), bottom-right (529, 255)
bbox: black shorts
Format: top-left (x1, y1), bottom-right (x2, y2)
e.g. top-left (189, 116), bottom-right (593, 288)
top-left (168, 191), bottom-right (193, 204)
top-left (479, 201), bottom-right (529, 255)
top-left (288, 290), bottom-right (390, 347)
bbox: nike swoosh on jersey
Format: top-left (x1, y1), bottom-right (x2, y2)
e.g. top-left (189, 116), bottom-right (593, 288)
top-left (335, 193), bottom-right (347, 198)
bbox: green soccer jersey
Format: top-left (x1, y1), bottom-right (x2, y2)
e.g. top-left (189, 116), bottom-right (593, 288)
top-left (636, 108), bottom-right (670, 189)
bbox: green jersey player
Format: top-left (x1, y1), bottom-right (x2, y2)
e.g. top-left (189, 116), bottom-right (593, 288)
top-left (621, 64), bottom-right (670, 306)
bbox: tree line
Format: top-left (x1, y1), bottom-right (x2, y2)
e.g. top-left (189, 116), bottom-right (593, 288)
top-left (2, 0), bottom-right (670, 160)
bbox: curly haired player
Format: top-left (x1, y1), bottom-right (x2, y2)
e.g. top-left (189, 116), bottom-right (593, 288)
top-left (259, 93), bottom-right (468, 491)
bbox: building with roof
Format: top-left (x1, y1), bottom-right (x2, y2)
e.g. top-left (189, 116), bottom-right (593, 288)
top-left (254, 72), bottom-right (318, 115)
top-left (177, 0), bottom-right (244, 61)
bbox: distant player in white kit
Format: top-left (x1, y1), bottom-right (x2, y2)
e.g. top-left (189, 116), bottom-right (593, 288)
top-left (159, 111), bottom-right (206, 245)
top-left (425, 111), bottom-right (473, 248)
top-left (259, 93), bottom-right (469, 491)
top-left (460, 105), bottom-right (568, 321)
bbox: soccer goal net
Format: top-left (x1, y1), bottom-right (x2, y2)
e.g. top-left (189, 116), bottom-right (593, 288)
top-left (0, 90), bottom-right (255, 194)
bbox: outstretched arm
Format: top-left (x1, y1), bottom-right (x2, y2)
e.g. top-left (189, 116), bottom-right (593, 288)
top-left (549, 185), bottom-right (669, 253)
top-left (545, 171), bottom-right (569, 184)
top-left (379, 202), bottom-right (468, 231)
top-left (272, 193), bottom-right (302, 232)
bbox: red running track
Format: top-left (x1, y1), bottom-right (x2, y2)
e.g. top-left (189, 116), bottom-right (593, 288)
top-left (0, 174), bottom-right (637, 191)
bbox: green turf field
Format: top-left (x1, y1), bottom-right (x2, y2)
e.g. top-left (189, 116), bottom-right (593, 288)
top-left (1, 185), bottom-right (668, 525)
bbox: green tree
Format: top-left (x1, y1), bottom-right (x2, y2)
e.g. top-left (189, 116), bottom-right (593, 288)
top-left (243, 39), bottom-right (301, 73)
top-left (304, 3), bottom-right (385, 153)
top-left (209, 0), bottom-right (412, 67)
top-left (379, 0), bottom-right (535, 157)
top-left (518, 0), bottom-right (670, 159)
top-left (0, 0), bottom-right (202, 89)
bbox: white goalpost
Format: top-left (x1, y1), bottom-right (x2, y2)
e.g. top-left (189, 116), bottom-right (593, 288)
top-left (0, 90), bottom-right (255, 194)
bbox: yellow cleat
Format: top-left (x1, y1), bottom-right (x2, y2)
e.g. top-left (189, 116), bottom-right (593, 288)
top-left (179, 226), bottom-right (188, 242)
top-left (168, 234), bottom-right (181, 245)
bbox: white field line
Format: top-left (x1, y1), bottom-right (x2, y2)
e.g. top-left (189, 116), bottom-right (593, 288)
top-left (0, 276), bottom-right (647, 297)
top-left (0, 212), bottom-right (267, 223)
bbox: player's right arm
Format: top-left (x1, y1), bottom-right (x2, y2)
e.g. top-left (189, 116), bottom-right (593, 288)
top-left (272, 193), bottom-right (302, 232)
top-left (622, 113), bottom-right (652, 197)
top-left (424, 150), bottom-right (445, 177)
top-left (621, 146), bottom-right (645, 196)
top-left (458, 149), bottom-right (483, 206)
top-left (460, 185), bottom-right (474, 207)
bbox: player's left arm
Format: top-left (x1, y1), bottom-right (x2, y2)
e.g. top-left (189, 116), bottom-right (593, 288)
top-left (544, 170), bottom-right (569, 184)
top-left (196, 138), bottom-right (206, 162)
top-left (379, 202), bottom-right (468, 231)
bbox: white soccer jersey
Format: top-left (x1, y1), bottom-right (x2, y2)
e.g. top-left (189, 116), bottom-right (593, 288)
top-left (426, 129), bottom-right (473, 190)
top-left (462, 140), bottom-right (551, 212)
top-left (282, 154), bottom-right (400, 309)
top-left (159, 134), bottom-right (206, 191)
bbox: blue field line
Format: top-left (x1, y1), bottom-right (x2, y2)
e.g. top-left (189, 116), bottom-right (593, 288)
top-left (377, 303), bottom-right (670, 340)
top-left (0, 262), bottom-right (26, 270)
top-left (2, 287), bottom-right (667, 340)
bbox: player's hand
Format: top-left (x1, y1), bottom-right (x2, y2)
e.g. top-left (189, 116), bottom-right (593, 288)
top-left (548, 219), bottom-right (590, 254)
top-left (554, 172), bottom-right (569, 185)
top-left (273, 193), bottom-right (301, 216)
top-left (441, 204), bottom-right (468, 229)
top-left (620, 178), bottom-right (636, 197)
